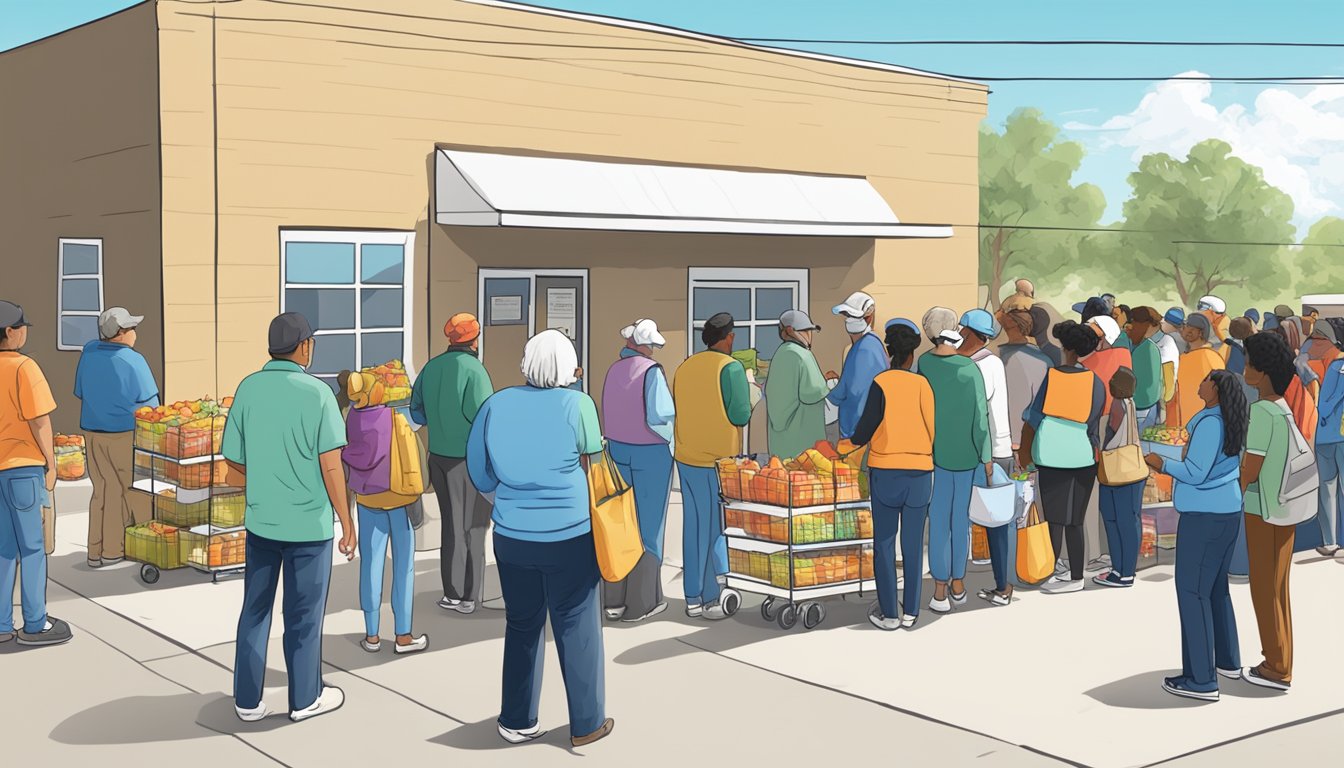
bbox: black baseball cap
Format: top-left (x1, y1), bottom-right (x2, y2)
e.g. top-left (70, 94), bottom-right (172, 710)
top-left (0, 301), bottom-right (32, 329)
top-left (268, 312), bottom-right (315, 355)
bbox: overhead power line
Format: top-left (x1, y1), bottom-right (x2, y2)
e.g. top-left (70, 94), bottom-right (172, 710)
top-left (962, 223), bottom-right (1344, 248)
top-left (734, 38), bottom-right (1344, 49)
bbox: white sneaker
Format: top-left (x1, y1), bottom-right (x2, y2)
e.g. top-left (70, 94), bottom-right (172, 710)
top-left (928, 596), bottom-right (952, 614)
top-left (900, 614), bottom-right (918, 629)
top-left (1041, 577), bottom-right (1084, 594)
top-left (1217, 667), bottom-right (1242, 681)
top-left (289, 686), bottom-right (345, 723)
top-left (235, 701), bottom-right (272, 723)
top-left (949, 589), bottom-right (968, 606)
top-left (439, 597), bottom-right (477, 614)
top-left (868, 610), bottom-right (902, 631)
top-left (359, 637), bottom-right (381, 653)
top-left (603, 607), bottom-right (626, 621)
top-left (393, 635), bottom-right (429, 655)
top-left (970, 558), bottom-right (991, 566)
top-left (700, 604), bottom-right (728, 621)
top-left (498, 721), bottom-right (546, 744)
top-left (685, 604), bottom-right (703, 618)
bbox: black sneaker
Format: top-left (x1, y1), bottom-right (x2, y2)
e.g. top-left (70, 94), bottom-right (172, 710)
top-left (1242, 666), bottom-right (1291, 691)
top-left (16, 617), bottom-right (74, 647)
top-left (1162, 675), bottom-right (1219, 702)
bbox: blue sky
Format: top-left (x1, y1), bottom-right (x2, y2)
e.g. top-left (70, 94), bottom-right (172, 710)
top-left (7, 0), bottom-right (1344, 230)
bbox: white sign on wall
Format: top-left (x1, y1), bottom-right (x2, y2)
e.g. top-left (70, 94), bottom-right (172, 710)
top-left (490, 295), bottom-right (523, 323)
top-left (547, 287), bottom-right (577, 339)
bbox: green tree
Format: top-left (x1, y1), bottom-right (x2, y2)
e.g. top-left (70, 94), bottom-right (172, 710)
top-left (1105, 140), bottom-right (1296, 307)
top-left (1296, 216), bottom-right (1344, 293)
top-left (980, 108), bottom-right (1106, 308)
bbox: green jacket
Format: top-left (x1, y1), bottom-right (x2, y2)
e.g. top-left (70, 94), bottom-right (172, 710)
top-left (764, 341), bottom-right (830, 459)
top-left (918, 351), bottom-right (991, 471)
top-left (410, 348), bottom-right (494, 458)
top-left (1131, 337), bottom-right (1163, 410)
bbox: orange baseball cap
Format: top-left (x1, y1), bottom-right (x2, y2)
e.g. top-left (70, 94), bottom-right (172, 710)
top-left (445, 312), bottom-right (480, 344)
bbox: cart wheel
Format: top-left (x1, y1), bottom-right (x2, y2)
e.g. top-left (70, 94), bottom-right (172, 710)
top-left (801, 602), bottom-right (825, 630)
top-left (720, 588), bottom-right (741, 617)
top-left (761, 596), bottom-right (778, 621)
top-left (140, 564), bottom-right (160, 585)
top-left (777, 602), bottom-right (798, 630)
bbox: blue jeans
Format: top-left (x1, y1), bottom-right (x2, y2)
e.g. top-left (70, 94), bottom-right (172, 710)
top-left (1174, 512), bottom-right (1241, 691)
top-left (234, 533), bottom-right (333, 712)
top-left (1100, 480), bottom-right (1145, 578)
top-left (677, 462), bottom-right (727, 607)
top-left (357, 504), bottom-right (415, 637)
top-left (0, 466), bottom-right (49, 635)
top-left (495, 532), bottom-right (604, 739)
top-left (928, 466), bottom-right (974, 583)
top-left (609, 442), bottom-right (673, 560)
top-left (1229, 514), bottom-right (1249, 577)
top-left (1316, 442), bottom-right (1344, 548)
top-left (870, 469), bottom-right (931, 619)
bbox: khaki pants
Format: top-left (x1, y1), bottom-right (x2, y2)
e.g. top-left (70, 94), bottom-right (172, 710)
top-left (87, 431), bottom-right (149, 560)
top-left (1245, 513), bottom-right (1295, 683)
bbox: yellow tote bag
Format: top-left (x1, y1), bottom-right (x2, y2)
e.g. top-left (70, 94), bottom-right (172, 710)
top-left (1015, 502), bottom-right (1054, 585)
top-left (588, 445), bottom-right (643, 582)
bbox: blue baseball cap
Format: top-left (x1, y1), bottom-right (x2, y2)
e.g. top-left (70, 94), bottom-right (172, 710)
top-left (1163, 307), bottom-right (1186, 327)
top-left (885, 318), bottom-right (920, 335)
top-left (1245, 308), bottom-right (1260, 323)
top-left (959, 309), bottom-right (1000, 339)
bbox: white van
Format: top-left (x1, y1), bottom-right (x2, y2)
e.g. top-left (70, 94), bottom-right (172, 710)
top-left (1302, 294), bottom-right (1344, 319)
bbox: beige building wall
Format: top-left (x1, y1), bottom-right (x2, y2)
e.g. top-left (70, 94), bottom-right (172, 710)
top-left (153, 0), bottom-right (984, 401)
top-left (0, 3), bottom-right (163, 433)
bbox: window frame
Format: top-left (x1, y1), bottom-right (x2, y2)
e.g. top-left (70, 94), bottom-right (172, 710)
top-left (57, 238), bottom-right (105, 351)
top-left (685, 267), bottom-right (810, 359)
top-left (278, 229), bottom-right (416, 389)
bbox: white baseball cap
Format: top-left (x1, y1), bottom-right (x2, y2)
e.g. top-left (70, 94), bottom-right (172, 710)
top-left (831, 291), bottom-right (875, 318)
top-left (621, 318), bottom-right (666, 348)
top-left (1197, 295), bottom-right (1226, 314)
top-left (98, 307), bottom-right (144, 340)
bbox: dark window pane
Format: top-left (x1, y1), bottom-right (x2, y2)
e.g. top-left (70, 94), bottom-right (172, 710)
top-left (286, 288), bottom-right (354, 331)
top-left (62, 279), bottom-right (101, 312)
top-left (692, 326), bottom-right (707, 353)
top-left (756, 287), bottom-right (795, 321)
top-left (693, 287), bottom-right (749, 323)
top-left (361, 332), bottom-right (404, 368)
top-left (360, 288), bottom-right (403, 329)
top-left (62, 243), bottom-right (100, 275)
top-left (309, 333), bottom-right (355, 376)
top-left (756, 325), bottom-right (784, 359)
top-left (61, 315), bottom-right (99, 348)
top-left (732, 329), bottom-right (750, 353)
top-left (286, 242), bottom-right (354, 284)
top-left (361, 244), bottom-right (404, 284)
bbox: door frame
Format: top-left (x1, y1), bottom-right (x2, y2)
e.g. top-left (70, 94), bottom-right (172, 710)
top-left (477, 268), bottom-right (590, 391)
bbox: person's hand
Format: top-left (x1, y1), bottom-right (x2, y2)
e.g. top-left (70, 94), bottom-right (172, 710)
top-left (574, 367), bottom-right (584, 381)
top-left (339, 523), bottom-right (357, 561)
top-left (45, 465), bottom-right (56, 493)
top-left (1144, 453), bottom-right (1164, 472)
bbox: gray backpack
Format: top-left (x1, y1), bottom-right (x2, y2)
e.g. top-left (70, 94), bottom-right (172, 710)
top-left (1270, 404), bottom-right (1318, 527)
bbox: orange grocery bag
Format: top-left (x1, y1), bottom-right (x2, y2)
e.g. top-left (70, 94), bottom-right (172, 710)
top-left (587, 444), bottom-right (643, 582)
top-left (1016, 502), bottom-right (1053, 585)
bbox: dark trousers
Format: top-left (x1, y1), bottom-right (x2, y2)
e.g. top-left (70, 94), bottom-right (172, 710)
top-left (1099, 480), bottom-right (1145, 578)
top-left (1050, 523), bottom-right (1085, 581)
top-left (1040, 465), bottom-right (1096, 581)
top-left (1174, 512), bottom-right (1241, 691)
top-left (429, 454), bottom-right (491, 602)
top-left (870, 468), bottom-right (932, 619)
top-left (602, 441), bottom-right (672, 618)
top-left (495, 531), bottom-right (605, 738)
top-left (986, 523), bottom-right (1012, 591)
top-left (234, 533), bottom-right (333, 712)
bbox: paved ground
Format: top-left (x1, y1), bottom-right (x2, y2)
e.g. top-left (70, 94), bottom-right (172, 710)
top-left (5, 480), bottom-right (1343, 767)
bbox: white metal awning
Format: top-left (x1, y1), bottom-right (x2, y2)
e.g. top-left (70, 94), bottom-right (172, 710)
top-left (435, 149), bottom-right (951, 238)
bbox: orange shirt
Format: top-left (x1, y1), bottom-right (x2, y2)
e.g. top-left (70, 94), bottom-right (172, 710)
top-left (1169, 347), bottom-right (1225, 428)
top-left (867, 370), bottom-right (935, 471)
top-left (1082, 347), bottom-right (1133, 416)
top-left (0, 351), bottom-right (57, 471)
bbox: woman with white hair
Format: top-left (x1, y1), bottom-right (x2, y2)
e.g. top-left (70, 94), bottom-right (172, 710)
top-left (466, 329), bottom-right (614, 748)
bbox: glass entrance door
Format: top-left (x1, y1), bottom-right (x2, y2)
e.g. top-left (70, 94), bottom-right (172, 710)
top-left (478, 269), bottom-right (589, 391)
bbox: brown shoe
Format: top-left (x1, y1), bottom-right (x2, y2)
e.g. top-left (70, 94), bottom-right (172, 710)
top-left (571, 718), bottom-right (614, 748)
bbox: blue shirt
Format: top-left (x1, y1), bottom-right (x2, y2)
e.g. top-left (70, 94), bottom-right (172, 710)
top-left (619, 348), bottom-right (676, 444)
top-left (1161, 407), bottom-right (1243, 514)
top-left (467, 386), bottom-right (605, 543)
top-left (1317, 359), bottom-right (1344, 446)
top-left (827, 332), bottom-right (888, 438)
top-left (73, 340), bottom-right (160, 433)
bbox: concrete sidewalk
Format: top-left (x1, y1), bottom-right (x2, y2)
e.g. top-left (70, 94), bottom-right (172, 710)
top-left (7, 481), bottom-right (1344, 766)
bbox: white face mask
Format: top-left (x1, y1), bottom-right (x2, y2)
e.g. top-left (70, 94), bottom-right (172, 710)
top-left (845, 316), bottom-right (870, 334)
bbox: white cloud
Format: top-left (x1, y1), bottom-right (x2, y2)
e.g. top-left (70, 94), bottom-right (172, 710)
top-left (1065, 71), bottom-right (1344, 225)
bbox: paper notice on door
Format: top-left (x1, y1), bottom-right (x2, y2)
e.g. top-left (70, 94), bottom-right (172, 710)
top-left (547, 288), bottom-right (577, 339)
top-left (490, 295), bottom-right (522, 324)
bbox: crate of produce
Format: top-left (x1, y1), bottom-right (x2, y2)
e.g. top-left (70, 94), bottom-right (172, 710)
top-left (152, 489), bottom-right (245, 528)
top-left (184, 528), bottom-right (247, 569)
top-left (164, 459), bottom-right (230, 490)
top-left (134, 398), bottom-right (231, 459)
top-left (860, 543), bottom-right (875, 580)
top-left (125, 522), bottom-right (187, 569)
top-left (717, 451), bottom-right (862, 507)
top-left (768, 546), bottom-right (861, 589)
top-left (55, 434), bottom-right (87, 481)
top-left (1138, 510), bottom-right (1159, 570)
top-left (358, 360), bottom-right (412, 405)
top-left (1143, 470), bottom-right (1173, 505)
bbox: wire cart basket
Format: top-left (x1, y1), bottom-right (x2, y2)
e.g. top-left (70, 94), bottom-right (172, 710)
top-left (717, 449), bottom-right (873, 630)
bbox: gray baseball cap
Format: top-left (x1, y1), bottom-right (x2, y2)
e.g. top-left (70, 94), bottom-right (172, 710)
top-left (268, 312), bottom-right (315, 355)
top-left (0, 301), bottom-right (32, 328)
top-left (779, 309), bottom-right (820, 332)
top-left (98, 307), bottom-right (144, 340)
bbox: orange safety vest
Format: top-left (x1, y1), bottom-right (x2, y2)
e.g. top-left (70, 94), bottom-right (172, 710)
top-left (867, 370), bottom-right (935, 471)
top-left (1042, 368), bottom-right (1096, 424)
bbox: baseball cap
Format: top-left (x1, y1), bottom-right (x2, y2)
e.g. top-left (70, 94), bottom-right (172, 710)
top-left (885, 318), bottom-right (920, 335)
top-left (1089, 315), bottom-right (1121, 345)
top-left (268, 312), bottom-right (315, 355)
top-left (1197, 295), bottom-right (1226, 314)
top-left (1245, 308), bottom-right (1261, 323)
top-left (0, 300), bottom-right (32, 328)
top-left (1073, 296), bottom-right (1111, 321)
top-left (445, 312), bottom-right (481, 344)
top-left (1185, 313), bottom-right (1213, 339)
top-left (98, 307), bottom-right (144, 340)
top-left (1312, 322), bottom-right (1338, 345)
top-left (621, 318), bottom-right (668, 347)
top-left (959, 308), bottom-right (1000, 339)
top-left (778, 309), bottom-right (820, 332)
top-left (1163, 307), bottom-right (1186, 327)
top-left (832, 291), bottom-right (875, 318)
top-left (1274, 304), bottom-right (1295, 319)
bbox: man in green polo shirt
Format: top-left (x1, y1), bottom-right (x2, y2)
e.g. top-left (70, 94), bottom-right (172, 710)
top-left (222, 312), bottom-right (354, 724)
